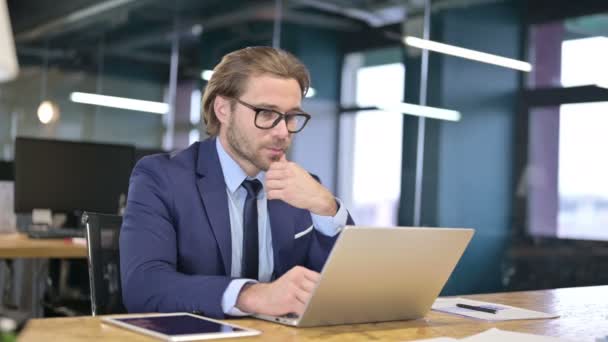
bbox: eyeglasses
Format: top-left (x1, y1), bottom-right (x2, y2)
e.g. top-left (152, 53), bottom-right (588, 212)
top-left (234, 98), bottom-right (311, 133)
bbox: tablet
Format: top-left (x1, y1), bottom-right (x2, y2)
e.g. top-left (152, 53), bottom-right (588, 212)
top-left (101, 313), bottom-right (260, 341)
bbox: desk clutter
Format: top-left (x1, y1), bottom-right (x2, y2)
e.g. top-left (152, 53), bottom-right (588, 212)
top-left (432, 297), bottom-right (558, 321)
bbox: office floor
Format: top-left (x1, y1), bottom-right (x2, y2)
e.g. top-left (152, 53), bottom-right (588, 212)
top-left (0, 258), bottom-right (90, 329)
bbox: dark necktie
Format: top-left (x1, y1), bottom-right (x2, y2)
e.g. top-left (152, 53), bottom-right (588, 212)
top-left (241, 179), bottom-right (262, 279)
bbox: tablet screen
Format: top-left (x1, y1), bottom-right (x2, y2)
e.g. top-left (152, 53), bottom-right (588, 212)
top-left (113, 315), bottom-right (246, 335)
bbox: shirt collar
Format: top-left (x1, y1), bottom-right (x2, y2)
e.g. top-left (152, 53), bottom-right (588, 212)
top-left (215, 138), bottom-right (265, 194)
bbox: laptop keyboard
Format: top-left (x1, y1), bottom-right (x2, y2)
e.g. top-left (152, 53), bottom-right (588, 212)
top-left (282, 313), bottom-right (300, 319)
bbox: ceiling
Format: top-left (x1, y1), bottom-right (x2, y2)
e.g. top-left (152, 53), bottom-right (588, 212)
top-left (6, 0), bottom-right (503, 79)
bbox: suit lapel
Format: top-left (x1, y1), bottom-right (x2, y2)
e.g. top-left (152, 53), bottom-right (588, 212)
top-left (195, 138), bottom-right (232, 276)
top-left (268, 200), bottom-right (294, 276)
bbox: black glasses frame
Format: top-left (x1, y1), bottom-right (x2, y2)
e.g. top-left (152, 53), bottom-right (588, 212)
top-left (234, 98), bottom-right (311, 133)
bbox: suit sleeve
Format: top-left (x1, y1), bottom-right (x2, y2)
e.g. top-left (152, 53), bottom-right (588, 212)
top-left (120, 157), bottom-right (232, 318)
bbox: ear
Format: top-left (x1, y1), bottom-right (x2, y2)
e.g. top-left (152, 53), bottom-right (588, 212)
top-left (214, 95), bottom-right (231, 124)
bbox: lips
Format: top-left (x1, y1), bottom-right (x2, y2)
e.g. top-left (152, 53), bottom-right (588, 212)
top-left (265, 146), bottom-right (286, 159)
top-left (266, 147), bottom-right (284, 155)
top-left (266, 144), bottom-right (286, 152)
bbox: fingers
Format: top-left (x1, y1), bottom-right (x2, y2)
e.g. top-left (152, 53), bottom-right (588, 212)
top-left (270, 157), bottom-right (289, 168)
top-left (300, 268), bottom-right (321, 283)
top-left (292, 284), bottom-right (310, 305)
top-left (265, 170), bottom-right (287, 199)
top-left (293, 300), bottom-right (307, 316)
top-left (298, 278), bottom-right (317, 293)
top-left (288, 266), bottom-right (321, 290)
top-left (269, 160), bottom-right (288, 169)
top-left (289, 279), bottom-right (313, 316)
top-left (265, 179), bottom-right (286, 189)
top-left (268, 154), bottom-right (292, 173)
top-left (266, 189), bottom-right (282, 200)
top-left (266, 168), bottom-right (288, 180)
top-left (263, 266), bottom-right (320, 316)
top-left (290, 268), bottom-right (319, 315)
top-left (289, 265), bottom-right (319, 278)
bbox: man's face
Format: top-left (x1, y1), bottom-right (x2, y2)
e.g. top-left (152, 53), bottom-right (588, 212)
top-left (221, 74), bottom-right (303, 174)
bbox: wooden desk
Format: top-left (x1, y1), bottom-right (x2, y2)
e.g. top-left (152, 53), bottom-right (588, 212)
top-left (0, 233), bottom-right (87, 259)
top-left (0, 233), bottom-right (87, 317)
top-left (18, 286), bottom-right (608, 341)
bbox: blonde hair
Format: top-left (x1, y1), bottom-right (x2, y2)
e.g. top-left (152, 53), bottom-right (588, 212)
top-left (202, 46), bottom-right (310, 136)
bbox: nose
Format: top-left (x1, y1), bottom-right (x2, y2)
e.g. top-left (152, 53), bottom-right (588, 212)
top-left (270, 117), bottom-right (290, 139)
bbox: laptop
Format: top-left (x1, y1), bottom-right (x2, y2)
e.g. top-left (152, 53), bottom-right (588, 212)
top-left (254, 226), bottom-right (474, 327)
top-left (25, 224), bottom-right (85, 239)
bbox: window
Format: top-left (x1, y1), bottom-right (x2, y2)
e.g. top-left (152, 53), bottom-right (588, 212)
top-left (339, 49), bottom-right (404, 226)
top-left (561, 37), bottom-right (608, 87)
top-left (557, 102), bottom-right (608, 240)
top-left (526, 27), bottom-right (608, 241)
top-left (527, 13), bottom-right (608, 89)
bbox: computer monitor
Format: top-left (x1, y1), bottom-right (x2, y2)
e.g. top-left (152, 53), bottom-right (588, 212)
top-left (14, 137), bottom-right (135, 217)
top-left (134, 147), bottom-right (167, 162)
top-left (0, 161), bottom-right (13, 181)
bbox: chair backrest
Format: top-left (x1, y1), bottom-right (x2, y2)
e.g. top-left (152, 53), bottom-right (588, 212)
top-left (82, 211), bottom-right (126, 316)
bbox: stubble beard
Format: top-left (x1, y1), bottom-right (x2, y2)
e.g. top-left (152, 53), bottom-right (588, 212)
top-left (226, 118), bottom-right (272, 172)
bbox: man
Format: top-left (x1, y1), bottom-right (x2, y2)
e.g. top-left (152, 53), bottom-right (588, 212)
top-left (120, 46), bottom-right (353, 319)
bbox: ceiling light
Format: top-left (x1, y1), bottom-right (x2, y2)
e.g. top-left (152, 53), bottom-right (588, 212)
top-left (191, 24), bottom-right (203, 36)
top-left (377, 102), bottom-right (461, 122)
top-left (70, 92), bottom-right (169, 114)
top-left (37, 100), bottom-right (60, 124)
top-left (305, 87), bottom-right (316, 98)
top-left (403, 36), bottom-right (532, 72)
top-left (201, 70), bottom-right (214, 81)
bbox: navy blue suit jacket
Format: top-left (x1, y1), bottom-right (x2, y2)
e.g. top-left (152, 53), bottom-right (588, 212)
top-left (120, 137), bottom-right (352, 318)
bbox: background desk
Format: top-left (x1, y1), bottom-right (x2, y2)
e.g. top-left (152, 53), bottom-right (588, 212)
top-left (18, 286), bottom-right (608, 341)
top-left (0, 233), bottom-right (87, 258)
top-left (0, 233), bottom-right (87, 317)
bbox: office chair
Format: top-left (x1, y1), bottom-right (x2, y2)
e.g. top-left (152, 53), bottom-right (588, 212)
top-left (82, 212), bottom-right (126, 316)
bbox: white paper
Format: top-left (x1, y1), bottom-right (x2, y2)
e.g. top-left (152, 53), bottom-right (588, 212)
top-left (432, 297), bottom-right (559, 321)
top-left (409, 328), bottom-right (573, 342)
top-left (461, 328), bottom-right (573, 342)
